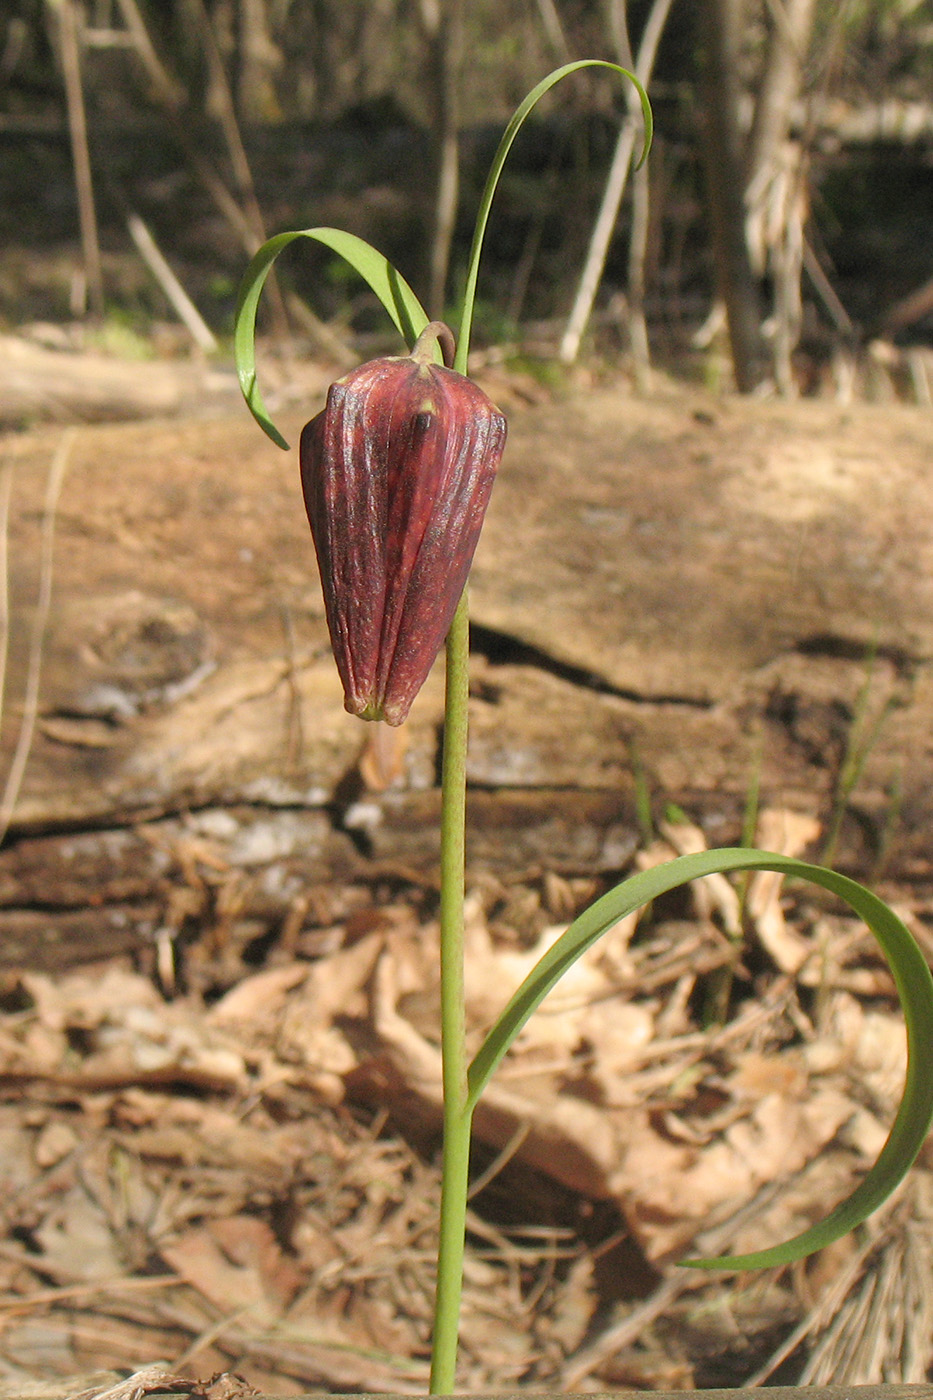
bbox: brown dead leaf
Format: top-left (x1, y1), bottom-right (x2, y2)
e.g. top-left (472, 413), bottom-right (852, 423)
top-left (207, 962), bottom-right (308, 1026)
top-left (33, 1120), bottom-right (79, 1169)
top-left (729, 1049), bottom-right (808, 1100)
top-left (209, 1216), bottom-right (303, 1310)
top-left (611, 1080), bottom-right (856, 1260)
top-left (805, 990), bottom-right (906, 1104)
top-left (464, 898), bottom-right (641, 1063)
top-left (278, 933), bottom-right (382, 1056)
top-left (578, 1002), bottom-right (656, 1100)
top-left (21, 968), bottom-right (163, 1032)
top-left (655, 820), bottom-right (742, 936)
top-left (746, 808), bottom-right (821, 973)
top-left (358, 721), bottom-right (410, 792)
top-left (197, 1375), bottom-right (262, 1400)
top-left (10, 968), bottom-right (247, 1092)
top-left (33, 1185), bottom-right (124, 1281)
top-left (162, 1217), bottom-right (298, 1322)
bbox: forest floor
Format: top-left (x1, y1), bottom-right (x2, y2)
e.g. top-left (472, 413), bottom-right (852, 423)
top-left (1, 329), bottom-right (933, 1400)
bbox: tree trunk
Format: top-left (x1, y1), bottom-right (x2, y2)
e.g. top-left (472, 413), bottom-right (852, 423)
top-left (698, 0), bottom-right (768, 391)
top-left (56, 0), bottom-right (104, 318)
top-left (5, 391), bottom-right (933, 904)
top-left (745, 0), bottom-right (817, 393)
top-left (235, 0), bottom-right (281, 124)
top-left (746, 0), bottom-right (817, 188)
top-left (421, 0), bottom-right (465, 319)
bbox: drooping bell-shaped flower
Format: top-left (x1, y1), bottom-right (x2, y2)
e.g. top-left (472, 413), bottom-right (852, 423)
top-left (299, 321), bottom-right (507, 726)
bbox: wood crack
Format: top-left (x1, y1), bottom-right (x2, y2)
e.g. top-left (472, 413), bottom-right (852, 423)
top-left (469, 623), bottom-right (715, 707)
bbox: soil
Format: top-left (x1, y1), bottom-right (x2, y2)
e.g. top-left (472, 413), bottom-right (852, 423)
top-left (1, 341), bottom-right (933, 1397)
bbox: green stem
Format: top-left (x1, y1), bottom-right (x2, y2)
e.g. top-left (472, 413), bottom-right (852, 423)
top-left (429, 587), bottom-right (473, 1394)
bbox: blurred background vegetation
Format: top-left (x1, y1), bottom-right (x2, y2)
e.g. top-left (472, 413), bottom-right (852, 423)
top-left (1, 0), bottom-right (932, 395)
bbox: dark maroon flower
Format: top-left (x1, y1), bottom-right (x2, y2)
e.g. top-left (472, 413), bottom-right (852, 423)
top-left (299, 322), bottom-right (507, 726)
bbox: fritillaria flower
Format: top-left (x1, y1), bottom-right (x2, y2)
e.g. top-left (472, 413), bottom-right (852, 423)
top-left (299, 322), bottom-right (507, 726)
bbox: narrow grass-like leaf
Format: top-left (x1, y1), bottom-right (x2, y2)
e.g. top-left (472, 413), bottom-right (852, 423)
top-left (234, 228), bottom-right (429, 449)
top-left (455, 60), bottom-right (652, 374)
top-left (467, 848), bottom-right (933, 1270)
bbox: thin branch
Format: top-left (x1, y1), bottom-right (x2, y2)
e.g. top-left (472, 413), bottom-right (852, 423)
top-left (113, 0), bottom-right (291, 337)
top-left (607, 0), bottom-right (634, 68)
top-left (559, 0), bottom-right (674, 364)
top-left (0, 429), bottom-right (75, 845)
top-left (627, 153), bottom-right (652, 387)
top-left (126, 211), bottom-right (218, 351)
top-left (112, 0), bottom-right (185, 106)
top-left (534, 0), bottom-right (573, 62)
top-left (803, 238), bottom-right (854, 336)
top-left (188, 0), bottom-right (269, 239)
top-left (57, 0), bottom-right (104, 317)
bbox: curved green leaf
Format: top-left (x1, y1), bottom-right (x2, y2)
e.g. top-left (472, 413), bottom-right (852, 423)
top-left (234, 228), bottom-right (429, 449)
top-left (455, 60), bottom-right (653, 374)
top-left (467, 848), bottom-right (933, 1270)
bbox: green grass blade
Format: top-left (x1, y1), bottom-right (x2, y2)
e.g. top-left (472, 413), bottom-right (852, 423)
top-left (467, 848), bottom-right (933, 1270)
top-left (455, 60), bottom-right (652, 374)
top-left (234, 228), bottom-right (430, 449)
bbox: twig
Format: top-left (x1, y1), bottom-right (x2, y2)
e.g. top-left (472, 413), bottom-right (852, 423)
top-left (69, 1364), bottom-right (179, 1400)
top-left (126, 211), bottom-right (218, 351)
top-left (466, 1123), bottom-right (530, 1200)
top-left (803, 238), bottom-right (854, 336)
top-left (187, 0), bottom-right (290, 337)
top-left (173, 1304), bottom-right (254, 1370)
top-left (883, 272), bottom-right (933, 336)
top-left (559, 1272), bottom-right (685, 1387)
top-left (0, 428), bottom-right (74, 844)
top-left (0, 1272), bottom-right (182, 1316)
top-left (558, 1176), bottom-right (793, 1388)
top-left (187, 0), bottom-right (267, 237)
top-left (744, 1221), bottom-right (880, 1383)
top-left (533, 0), bottom-right (572, 62)
top-left (112, 0), bottom-right (184, 105)
top-left (114, 0), bottom-right (270, 269)
top-left (558, 0), bottom-right (674, 364)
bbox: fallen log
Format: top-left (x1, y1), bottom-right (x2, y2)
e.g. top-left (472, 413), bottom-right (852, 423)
top-left (1, 385), bottom-right (932, 968)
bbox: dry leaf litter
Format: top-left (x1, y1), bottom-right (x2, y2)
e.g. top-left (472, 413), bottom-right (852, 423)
top-left (0, 810), bottom-right (932, 1396)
